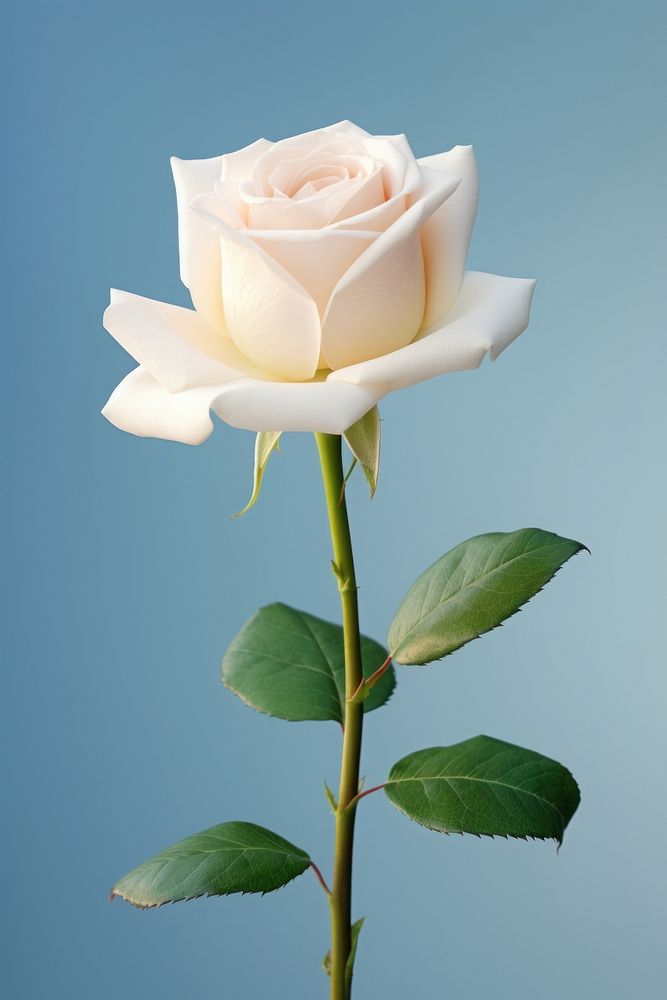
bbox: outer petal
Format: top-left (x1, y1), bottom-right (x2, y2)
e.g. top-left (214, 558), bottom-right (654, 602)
top-left (211, 378), bottom-right (384, 433)
top-left (102, 290), bottom-right (267, 392)
top-left (320, 167), bottom-right (460, 370)
top-left (418, 145), bottom-right (479, 327)
top-left (171, 156), bottom-right (226, 334)
top-left (190, 193), bottom-right (322, 380)
top-left (102, 366), bottom-right (384, 444)
top-left (328, 271), bottom-right (536, 391)
top-left (102, 367), bottom-right (221, 445)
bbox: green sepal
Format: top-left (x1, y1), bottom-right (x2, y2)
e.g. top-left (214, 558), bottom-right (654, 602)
top-left (234, 431), bottom-right (282, 517)
top-left (343, 407), bottom-right (380, 496)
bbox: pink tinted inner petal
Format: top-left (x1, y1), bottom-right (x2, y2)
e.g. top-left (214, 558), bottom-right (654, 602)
top-left (244, 163), bottom-right (386, 231)
top-left (294, 173), bottom-right (350, 198)
top-left (222, 125), bottom-right (422, 239)
top-left (290, 165), bottom-right (351, 197)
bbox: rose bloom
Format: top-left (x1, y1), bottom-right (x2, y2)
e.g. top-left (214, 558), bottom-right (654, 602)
top-left (102, 121), bottom-right (535, 444)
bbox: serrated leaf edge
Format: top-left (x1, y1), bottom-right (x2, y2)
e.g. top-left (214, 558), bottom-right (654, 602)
top-left (111, 843), bottom-right (311, 909)
top-left (385, 767), bottom-right (580, 847)
top-left (221, 604), bottom-right (396, 723)
top-left (111, 861), bottom-right (310, 910)
top-left (391, 531), bottom-right (588, 666)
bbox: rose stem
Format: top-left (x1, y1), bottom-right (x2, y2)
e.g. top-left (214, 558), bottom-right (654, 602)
top-left (315, 432), bottom-right (365, 1000)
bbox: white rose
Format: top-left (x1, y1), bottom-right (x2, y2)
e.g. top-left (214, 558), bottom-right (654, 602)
top-left (102, 121), bottom-right (535, 444)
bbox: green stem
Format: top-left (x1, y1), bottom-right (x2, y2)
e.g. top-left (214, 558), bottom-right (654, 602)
top-left (315, 433), bottom-right (364, 1000)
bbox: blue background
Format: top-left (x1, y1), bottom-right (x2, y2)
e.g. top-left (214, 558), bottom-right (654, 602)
top-left (6, 1), bottom-right (666, 997)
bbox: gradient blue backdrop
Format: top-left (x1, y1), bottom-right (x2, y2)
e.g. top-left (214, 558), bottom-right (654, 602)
top-left (5, 2), bottom-right (666, 997)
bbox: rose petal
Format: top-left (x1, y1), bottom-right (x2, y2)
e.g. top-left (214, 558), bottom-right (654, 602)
top-left (327, 191), bottom-right (406, 233)
top-left (243, 166), bottom-right (385, 230)
top-left (190, 193), bottom-right (322, 380)
top-left (268, 151), bottom-right (372, 197)
top-left (361, 133), bottom-right (422, 200)
top-left (320, 167), bottom-right (460, 370)
top-left (327, 167), bottom-right (386, 223)
top-left (102, 367), bottom-right (220, 445)
top-left (418, 145), bottom-right (479, 327)
top-left (249, 228), bottom-right (377, 315)
top-left (103, 289), bottom-right (266, 392)
top-left (211, 378), bottom-right (384, 433)
top-left (252, 131), bottom-right (367, 197)
top-left (221, 137), bottom-right (274, 181)
top-left (171, 155), bottom-right (226, 333)
top-left (328, 271), bottom-right (536, 391)
top-left (102, 273), bottom-right (535, 444)
top-left (102, 365), bottom-right (384, 444)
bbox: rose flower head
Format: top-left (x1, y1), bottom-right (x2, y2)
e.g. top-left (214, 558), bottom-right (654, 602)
top-left (103, 121), bottom-right (535, 443)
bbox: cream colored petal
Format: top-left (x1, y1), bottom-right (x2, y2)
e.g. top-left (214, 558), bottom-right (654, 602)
top-left (211, 378), bottom-right (384, 433)
top-left (102, 365), bottom-right (385, 444)
top-left (321, 120), bottom-right (372, 139)
top-left (250, 228), bottom-right (376, 315)
top-left (244, 167), bottom-right (384, 230)
top-left (170, 155), bottom-right (226, 334)
top-left (214, 178), bottom-right (249, 226)
top-left (327, 191), bottom-right (406, 233)
top-left (102, 367), bottom-right (220, 445)
top-left (191, 193), bottom-right (321, 380)
top-left (321, 168), bottom-right (460, 370)
top-left (251, 127), bottom-right (368, 196)
top-left (221, 138), bottom-right (274, 181)
top-left (269, 151), bottom-right (371, 197)
top-left (329, 271), bottom-right (536, 391)
top-left (361, 133), bottom-right (422, 199)
top-left (103, 289), bottom-right (266, 392)
top-left (418, 145), bottom-right (479, 327)
top-left (327, 168), bottom-right (386, 223)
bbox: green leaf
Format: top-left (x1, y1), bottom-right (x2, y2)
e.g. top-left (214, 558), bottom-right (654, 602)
top-left (343, 406), bottom-right (380, 496)
top-left (322, 917), bottom-right (365, 983)
top-left (222, 603), bottom-right (395, 723)
top-left (389, 528), bottom-right (587, 665)
top-left (385, 736), bottom-right (580, 845)
top-left (111, 821), bottom-right (311, 908)
top-left (235, 431), bottom-right (282, 517)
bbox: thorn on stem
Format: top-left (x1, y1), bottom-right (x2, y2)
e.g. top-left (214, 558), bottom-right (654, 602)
top-left (324, 781), bottom-right (338, 813)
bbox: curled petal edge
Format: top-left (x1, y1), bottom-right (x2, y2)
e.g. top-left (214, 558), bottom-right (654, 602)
top-left (328, 271), bottom-right (536, 392)
top-left (102, 289), bottom-right (267, 393)
top-left (101, 271), bottom-right (535, 445)
top-left (102, 367), bottom-right (386, 444)
top-left (418, 145), bottom-right (479, 328)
